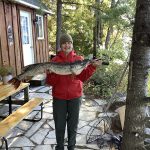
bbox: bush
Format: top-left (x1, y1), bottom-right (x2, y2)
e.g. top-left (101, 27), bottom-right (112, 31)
top-left (84, 61), bottom-right (128, 99)
top-left (0, 66), bottom-right (14, 77)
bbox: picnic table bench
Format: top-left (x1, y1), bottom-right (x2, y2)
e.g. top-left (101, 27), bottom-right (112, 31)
top-left (0, 83), bottom-right (44, 149)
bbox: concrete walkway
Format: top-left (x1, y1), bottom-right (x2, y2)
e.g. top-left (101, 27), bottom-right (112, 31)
top-left (0, 85), bottom-right (116, 150)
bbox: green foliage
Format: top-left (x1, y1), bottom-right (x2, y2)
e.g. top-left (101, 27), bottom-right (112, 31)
top-left (101, 5), bottom-right (129, 26)
top-left (84, 46), bottom-right (129, 98)
top-left (84, 60), bottom-right (128, 98)
top-left (0, 66), bottom-right (14, 76)
top-left (62, 3), bottom-right (94, 55)
top-left (42, 0), bottom-right (135, 53)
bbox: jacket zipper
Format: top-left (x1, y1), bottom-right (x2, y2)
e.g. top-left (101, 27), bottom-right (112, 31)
top-left (66, 55), bottom-right (69, 99)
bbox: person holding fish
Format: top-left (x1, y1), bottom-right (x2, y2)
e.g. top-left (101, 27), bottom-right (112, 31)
top-left (46, 33), bottom-right (102, 150)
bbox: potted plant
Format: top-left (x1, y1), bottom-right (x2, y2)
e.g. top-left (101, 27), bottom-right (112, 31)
top-left (0, 65), bottom-right (14, 84)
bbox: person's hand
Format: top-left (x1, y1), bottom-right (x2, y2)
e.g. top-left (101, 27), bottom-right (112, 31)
top-left (91, 59), bottom-right (102, 67)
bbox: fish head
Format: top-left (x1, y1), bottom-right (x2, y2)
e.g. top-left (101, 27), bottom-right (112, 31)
top-left (79, 59), bottom-right (90, 67)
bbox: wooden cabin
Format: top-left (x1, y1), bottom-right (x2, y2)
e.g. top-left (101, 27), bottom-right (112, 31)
top-left (0, 0), bottom-right (52, 75)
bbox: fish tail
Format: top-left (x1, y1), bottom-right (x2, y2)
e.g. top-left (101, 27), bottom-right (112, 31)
top-left (8, 77), bottom-right (21, 89)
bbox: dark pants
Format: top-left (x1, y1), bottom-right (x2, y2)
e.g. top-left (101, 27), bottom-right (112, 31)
top-left (53, 97), bottom-right (82, 150)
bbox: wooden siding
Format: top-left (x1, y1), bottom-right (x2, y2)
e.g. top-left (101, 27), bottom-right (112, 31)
top-left (0, 1), bottom-right (49, 76)
top-left (44, 15), bottom-right (49, 62)
top-left (12, 4), bottom-right (22, 75)
top-left (4, 2), bottom-right (16, 73)
top-left (0, 1), bottom-right (9, 66)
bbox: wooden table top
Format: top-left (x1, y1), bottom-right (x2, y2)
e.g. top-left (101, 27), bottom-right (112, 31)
top-left (0, 83), bottom-right (29, 101)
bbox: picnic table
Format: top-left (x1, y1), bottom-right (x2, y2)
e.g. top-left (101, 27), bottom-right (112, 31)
top-left (0, 82), bottom-right (29, 115)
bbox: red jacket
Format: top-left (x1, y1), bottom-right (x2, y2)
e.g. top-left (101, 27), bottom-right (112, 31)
top-left (46, 50), bottom-right (96, 100)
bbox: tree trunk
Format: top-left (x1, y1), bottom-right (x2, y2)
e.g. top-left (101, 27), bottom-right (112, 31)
top-left (93, 0), bottom-right (101, 58)
top-left (105, 27), bottom-right (113, 49)
top-left (56, 0), bottom-right (62, 51)
top-left (121, 0), bottom-right (150, 150)
top-left (93, 26), bottom-right (97, 58)
top-left (105, 0), bottom-right (115, 49)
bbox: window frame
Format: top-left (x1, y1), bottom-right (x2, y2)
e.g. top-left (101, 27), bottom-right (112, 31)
top-left (36, 14), bottom-right (44, 40)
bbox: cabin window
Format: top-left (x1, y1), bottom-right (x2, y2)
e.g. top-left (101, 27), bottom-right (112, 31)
top-left (20, 16), bottom-right (29, 44)
top-left (36, 15), bottom-right (44, 39)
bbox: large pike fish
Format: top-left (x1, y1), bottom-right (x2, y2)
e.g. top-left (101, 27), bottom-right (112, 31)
top-left (8, 59), bottom-right (89, 89)
top-left (8, 59), bottom-right (109, 89)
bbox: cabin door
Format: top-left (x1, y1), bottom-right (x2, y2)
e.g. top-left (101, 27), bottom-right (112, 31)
top-left (20, 11), bottom-right (34, 66)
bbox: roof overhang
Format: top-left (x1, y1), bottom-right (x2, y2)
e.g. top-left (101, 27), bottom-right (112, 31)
top-left (13, 0), bottom-right (53, 15)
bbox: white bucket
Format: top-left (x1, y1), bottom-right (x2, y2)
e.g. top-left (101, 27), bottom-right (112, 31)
top-left (2, 74), bottom-right (13, 84)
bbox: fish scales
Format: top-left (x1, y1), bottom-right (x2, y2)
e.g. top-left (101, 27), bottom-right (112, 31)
top-left (8, 59), bottom-right (109, 89)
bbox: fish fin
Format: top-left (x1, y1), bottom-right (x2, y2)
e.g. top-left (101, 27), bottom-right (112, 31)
top-left (70, 69), bottom-right (77, 75)
top-left (72, 72), bottom-right (77, 76)
top-left (8, 77), bottom-right (21, 89)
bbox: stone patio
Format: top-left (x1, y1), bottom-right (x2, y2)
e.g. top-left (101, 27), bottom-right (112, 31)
top-left (0, 85), bottom-right (117, 150)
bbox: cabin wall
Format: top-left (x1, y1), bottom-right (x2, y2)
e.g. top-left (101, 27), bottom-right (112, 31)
top-left (0, 1), bottom-right (49, 75)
